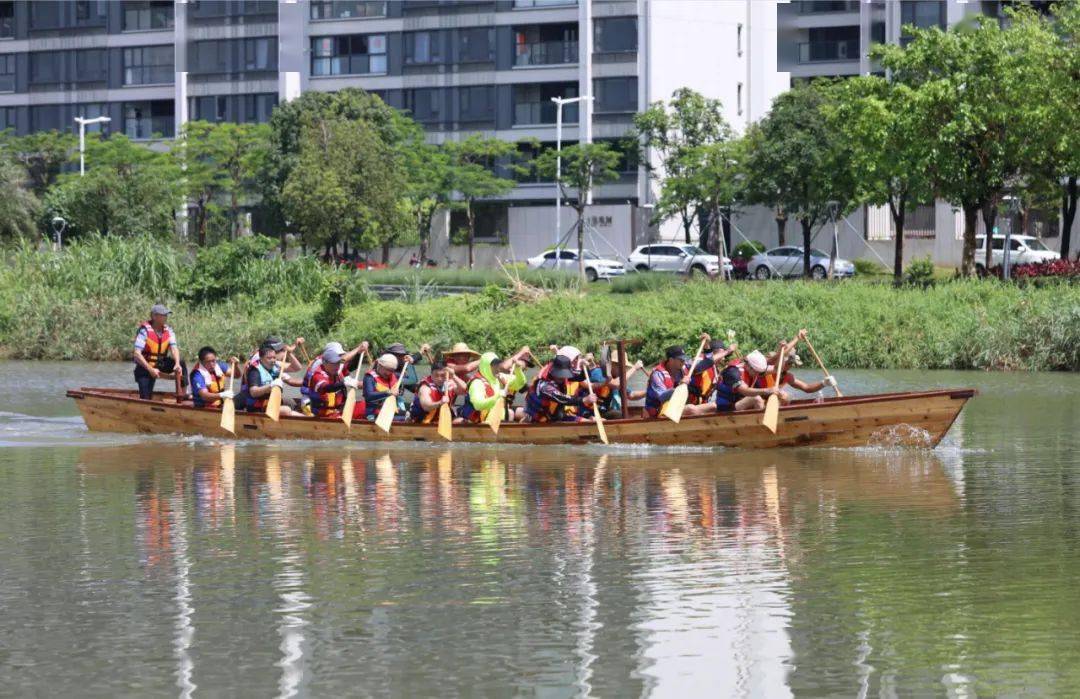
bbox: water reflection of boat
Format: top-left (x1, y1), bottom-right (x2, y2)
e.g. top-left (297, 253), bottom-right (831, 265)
top-left (66, 387), bottom-right (975, 450)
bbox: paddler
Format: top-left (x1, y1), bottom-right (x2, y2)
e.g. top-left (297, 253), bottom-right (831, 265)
top-left (688, 339), bottom-right (735, 406)
top-left (305, 347), bottom-right (361, 419)
top-left (383, 342), bottom-right (428, 396)
top-left (248, 335), bottom-right (304, 373)
top-left (444, 342), bottom-right (481, 381)
top-left (585, 354), bottom-right (645, 419)
top-left (241, 342), bottom-right (304, 416)
top-left (190, 346), bottom-right (241, 409)
top-left (409, 360), bottom-right (466, 424)
top-left (363, 353), bottom-right (409, 421)
top-left (300, 340), bottom-right (369, 415)
top-left (133, 304), bottom-right (184, 399)
top-left (757, 346), bottom-right (836, 404)
top-left (459, 351), bottom-right (509, 423)
top-left (522, 355), bottom-right (594, 423)
top-left (712, 349), bottom-right (778, 412)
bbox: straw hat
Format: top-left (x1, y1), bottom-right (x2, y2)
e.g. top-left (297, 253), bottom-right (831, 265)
top-left (446, 342), bottom-right (480, 360)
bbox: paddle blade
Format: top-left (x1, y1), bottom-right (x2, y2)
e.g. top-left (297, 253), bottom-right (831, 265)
top-left (342, 387), bottom-right (357, 428)
top-left (662, 385), bottom-right (689, 423)
top-left (594, 413), bottom-right (609, 444)
top-left (509, 365), bottom-right (528, 393)
top-left (438, 403), bottom-right (453, 441)
top-left (762, 394), bottom-right (780, 433)
top-left (375, 396), bottom-right (397, 433)
top-left (220, 397), bottom-right (235, 434)
top-left (486, 396), bottom-right (505, 434)
top-left (266, 386), bottom-right (282, 422)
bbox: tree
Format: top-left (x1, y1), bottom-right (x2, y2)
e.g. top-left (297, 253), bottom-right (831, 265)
top-left (828, 75), bottom-right (935, 283)
top-left (444, 136), bottom-right (516, 269)
top-left (634, 88), bottom-right (732, 245)
top-left (44, 134), bottom-right (181, 239)
top-left (177, 120), bottom-right (270, 246)
top-left (0, 156), bottom-right (40, 239)
top-left (745, 82), bottom-right (854, 277)
top-left (696, 137), bottom-right (749, 263)
top-left (877, 17), bottom-right (1023, 277)
top-left (397, 121), bottom-right (454, 265)
top-left (536, 142), bottom-right (620, 281)
top-left (0, 130), bottom-right (76, 196)
top-left (1043, 1), bottom-right (1080, 260)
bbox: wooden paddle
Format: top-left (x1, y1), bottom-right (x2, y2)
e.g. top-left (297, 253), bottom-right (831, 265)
top-left (220, 359), bottom-right (237, 435)
top-left (661, 338), bottom-right (708, 424)
top-left (582, 367), bottom-right (609, 445)
top-left (374, 358), bottom-right (410, 433)
top-left (485, 390), bottom-right (506, 435)
top-left (342, 351), bottom-right (365, 429)
top-left (437, 381), bottom-right (453, 441)
top-left (762, 346), bottom-right (784, 434)
top-left (803, 336), bottom-right (842, 397)
top-left (265, 358), bottom-right (287, 422)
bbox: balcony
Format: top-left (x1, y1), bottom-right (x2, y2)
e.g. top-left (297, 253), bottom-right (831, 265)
top-left (798, 1), bottom-right (859, 13)
top-left (514, 40), bottom-right (578, 67)
top-left (798, 38), bottom-right (859, 63)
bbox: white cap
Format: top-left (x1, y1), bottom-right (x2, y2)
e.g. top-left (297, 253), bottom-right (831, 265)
top-left (557, 345), bottom-right (581, 362)
top-left (324, 341), bottom-right (345, 355)
top-left (745, 350), bottom-right (768, 374)
top-left (376, 353), bottom-right (397, 369)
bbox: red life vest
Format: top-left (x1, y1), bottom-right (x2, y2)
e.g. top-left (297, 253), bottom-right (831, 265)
top-left (306, 364), bottom-right (350, 417)
top-left (410, 375), bottom-right (457, 423)
top-left (137, 321), bottom-right (173, 365)
top-left (690, 365), bottom-right (719, 405)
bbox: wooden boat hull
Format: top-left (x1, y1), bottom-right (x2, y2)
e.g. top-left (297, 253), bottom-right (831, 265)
top-left (66, 387), bottom-right (975, 449)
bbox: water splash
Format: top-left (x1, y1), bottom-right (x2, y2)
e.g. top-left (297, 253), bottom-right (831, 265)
top-left (867, 424), bottom-right (934, 449)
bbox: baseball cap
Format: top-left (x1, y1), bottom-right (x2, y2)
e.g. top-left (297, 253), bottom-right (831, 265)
top-left (746, 350), bottom-right (768, 373)
top-left (322, 348), bottom-right (342, 363)
top-left (665, 345), bottom-right (688, 363)
top-left (324, 341), bottom-right (345, 355)
top-left (150, 303), bottom-right (170, 316)
top-left (557, 346), bottom-right (581, 362)
top-left (377, 353), bottom-right (398, 369)
top-left (263, 335), bottom-right (286, 351)
top-left (384, 342), bottom-right (408, 355)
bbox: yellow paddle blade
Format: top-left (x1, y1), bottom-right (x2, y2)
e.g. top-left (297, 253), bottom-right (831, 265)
top-left (438, 403), bottom-right (453, 441)
top-left (762, 394), bottom-right (780, 433)
top-left (594, 412), bottom-right (609, 444)
top-left (375, 395), bottom-right (397, 433)
top-left (266, 386), bottom-right (282, 422)
top-left (662, 385), bottom-right (689, 423)
top-left (220, 396), bottom-right (235, 434)
top-left (342, 387), bottom-right (357, 428)
top-left (486, 396), bottom-right (505, 434)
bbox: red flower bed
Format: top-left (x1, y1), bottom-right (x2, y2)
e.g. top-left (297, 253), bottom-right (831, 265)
top-left (990, 259), bottom-right (1080, 280)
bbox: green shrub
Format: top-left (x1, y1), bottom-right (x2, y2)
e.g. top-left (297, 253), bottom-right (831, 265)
top-left (182, 235), bottom-right (330, 305)
top-left (610, 271), bottom-right (683, 294)
top-left (854, 258), bottom-right (888, 276)
top-left (732, 240), bottom-right (766, 260)
top-left (904, 256), bottom-right (936, 287)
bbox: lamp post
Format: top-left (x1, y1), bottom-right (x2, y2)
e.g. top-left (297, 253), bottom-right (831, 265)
top-left (73, 115), bottom-right (111, 176)
top-left (551, 95), bottom-right (593, 256)
top-left (50, 216), bottom-right (67, 252)
top-left (1004, 196), bottom-right (1020, 280)
top-left (826, 200), bottom-right (840, 281)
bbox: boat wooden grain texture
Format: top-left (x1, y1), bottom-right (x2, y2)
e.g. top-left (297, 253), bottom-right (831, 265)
top-left (67, 387), bottom-right (975, 449)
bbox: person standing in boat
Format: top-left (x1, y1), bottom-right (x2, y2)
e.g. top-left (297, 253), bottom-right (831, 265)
top-left (133, 304), bottom-right (185, 400)
top-left (241, 342), bottom-right (304, 416)
top-left (190, 346), bottom-right (241, 409)
top-left (364, 353), bottom-right (408, 421)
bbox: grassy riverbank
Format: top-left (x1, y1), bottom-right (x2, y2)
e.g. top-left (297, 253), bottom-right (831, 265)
top-left (2, 236), bottom-right (1078, 370)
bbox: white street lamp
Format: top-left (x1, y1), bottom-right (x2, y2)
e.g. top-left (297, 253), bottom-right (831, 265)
top-left (73, 115), bottom-right (111, 176)
top-left (550, 95), bottom-right (593, 254)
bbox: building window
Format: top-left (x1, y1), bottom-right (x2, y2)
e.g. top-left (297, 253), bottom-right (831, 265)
top-left (0, 1), bottom-right (14, 39)
top-left (29, 49), bottom-right (107, 87)
top-left (29, 52), bottom-right (62, 86)
top-left (594, 77), bottom-right (637, 114)
top-left (737, 23), bottom-right (743, 56)
top-left (190, 93), bottom-right (277, 123)
top-left (124, 100), bottom-right (175, 139)
top-left (0, 54), bottom-right (13, 93)
top-left (513, 0), bottom-right (576, 7)
top-left (513, 82), bottom-right (577, 125)
top-left (30, 103), bottom-right (108, 134)
top-left (594, 17), bottom-right (637, 54)
top-left (514, 24), bottom-right (577, 67)
top-left (191, 37), bottom-right (278, 75)
top-left (123, 46), bottom-right (174, 85)
top-left (122, 1), bottom-right (174, 31)
top-left (800, 26), bottom-right (859, 63)
top-left (457, 86), bottom-right (495, 125)
top-left (77, 49), bottom-right (108, 84)
top-left (405, 31), bottom-right (442, 65)
top-left (189, 1), bottom-right (277, 19)
top-left (901, 0), bottom-right (946, 30)
top-left (737, 82), bottom-right (743, 116)
top-left (458, 27), bottom-right (495, 63)
top-left (0, 106), bottom-right (14, 131)
top-left (404, 88), bottom-right (444, 126)
top-left (310, 1), bottom-right (387, 20)
top-left (311, 34), bottom-right (387, 76)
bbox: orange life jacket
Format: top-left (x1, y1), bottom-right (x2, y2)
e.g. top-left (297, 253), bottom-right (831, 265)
top-left (137, 321), bottom-right (173, 366)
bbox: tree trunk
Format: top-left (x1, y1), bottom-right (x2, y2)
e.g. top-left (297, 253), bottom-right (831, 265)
top-left (418, 212), bottom-right (431, 265)
top-left (381, 239), bottom-right (392, 265)
top-left (982, 201), bottom-right (997, 273)
top-left (1061, 176), bottom-right (1077, 261)
top-left (195, 205), bottom-right (207, 247)
top-left (230, 191), bottom-right (239, 240)
top-left (775, 212), bottom-right (787, 246)
top-left (279, 229), bottom-right (288, 257)
top-left (342, 237), bottom-right (349, 262)
top-left (577, 215), bottom-right (586, 282)
top-left (721, 206), bottom-right (733, 259)
top-left (682, 214), bottom-right (692, 245)
top-left (800, 217), bottom-right (813, 278)
top-left (467, 203), bottom-right (475, 270)
top-left (889, 198), bottom-right (906, 283)
top-left (961, 204), bottom-right (979, 278)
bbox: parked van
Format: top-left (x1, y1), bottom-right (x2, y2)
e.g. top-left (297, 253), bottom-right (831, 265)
top-left (974, 235), bottom-right (1059, 274)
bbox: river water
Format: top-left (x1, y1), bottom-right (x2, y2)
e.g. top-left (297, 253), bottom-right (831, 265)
top-left (0, 362), bottom-right (1078, 697)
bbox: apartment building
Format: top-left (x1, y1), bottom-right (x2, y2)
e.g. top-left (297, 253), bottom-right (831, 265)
top-left (0, 0), bottom-right (785, 260)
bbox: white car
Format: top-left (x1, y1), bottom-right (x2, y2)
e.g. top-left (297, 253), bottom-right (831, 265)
top-left (975, 235), bottom-right (1059, 273)
top-left (627, 244), bottom-right (734, 277)
top-left (748, 246), bottom-right (855, 280)
top-left (526, 248), bottom-right (626, 282)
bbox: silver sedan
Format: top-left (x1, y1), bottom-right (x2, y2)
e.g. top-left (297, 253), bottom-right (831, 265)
top-left (748, 246), bottom-right (856, 280)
